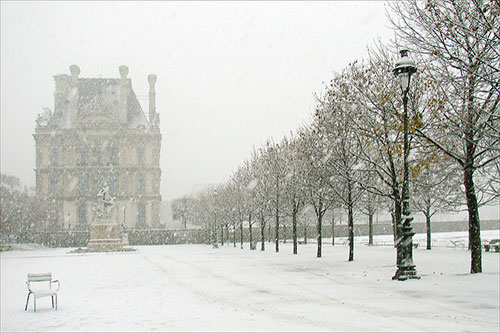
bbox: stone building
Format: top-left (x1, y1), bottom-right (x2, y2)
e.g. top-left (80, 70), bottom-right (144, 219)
top-left (33, 65), bottom-right (162, 230)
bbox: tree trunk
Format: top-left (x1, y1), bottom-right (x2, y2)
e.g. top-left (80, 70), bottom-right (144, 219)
top-left (303, 224), bottom-right (308, 244)
top-left (331, 213), bottom-right (335, 246)
top-left (221, 223), bottom-right (224, 246)
top-left (464, 164), bottom-right (482, 273)
top-left (240, 214), bottom-right (243, 249)
top-left (249, 213), bottom-right (254, 250)
top-left (317, 212), bottom-right (323, 258)
top-left (368, 212), bottom-right (373, 246)
top-left (275, 197), bottom-right (280, 253)
top-left (348, 181), bottom-right (354, 262)
top-left (213, 219), bottom-right (217, 246)
top-left (260, 212), bottom-right (265, 251)
top-left (348, 203), bottom-right (354, 262)
top-left (283, 223), bottom-right (287, 243)
top-left (207, 222), bottom-right (212, 245)
top-left (233, 223), bottom-right (236, 247)
top-left (268, 219), bottom-right (271, 243)
top-left (292, 205), bottom-right (298, 255)
top-left (391, 212), bottom-right (396, 248)
top-left (464, 60), bottom-right (482, 273)
top-left (425, 211), bottom-right (431, 250)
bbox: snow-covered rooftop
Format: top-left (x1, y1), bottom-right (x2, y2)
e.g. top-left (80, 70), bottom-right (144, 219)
top-left (47, 70), bottom-right (149, 129)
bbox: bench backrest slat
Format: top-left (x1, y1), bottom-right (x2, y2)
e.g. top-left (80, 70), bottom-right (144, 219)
top-left (27, 273), bottom-right (52, 282)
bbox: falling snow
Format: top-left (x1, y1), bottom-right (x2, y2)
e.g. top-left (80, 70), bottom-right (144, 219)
top-left (1, 231), bottom-right (499, 332)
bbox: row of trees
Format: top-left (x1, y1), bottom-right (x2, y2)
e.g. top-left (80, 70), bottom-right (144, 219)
top-left (0, 173), bottom-right (60, 242)
top-left (172, 0), bottom-right (499, 274)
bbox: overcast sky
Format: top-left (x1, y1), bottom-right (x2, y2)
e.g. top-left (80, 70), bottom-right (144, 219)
top-left (1, 1), bottom-right (396, 201)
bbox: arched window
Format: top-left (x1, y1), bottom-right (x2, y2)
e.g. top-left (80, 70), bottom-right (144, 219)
top-left (78, 173), bottom-right (88, 197)
top-left (137, 147), bottom-right (145, 165)
top-left (77, 148), bottom-right (88, 166)
top-left (136, 203), bottom-right (146, 228)
top-left (50, 148), bottom-right (58, 166)
top-left (49, 174), bottom-right (58, 194)
top-left (136, 173), bottom-right (145, 194)
top-left (77, 204), bottom-right (87, 229)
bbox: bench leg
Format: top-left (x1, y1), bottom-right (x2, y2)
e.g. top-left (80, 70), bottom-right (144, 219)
top-left (55, 294), bottom-right (57, 310)
top-left (25, 293), bottom-right (31, 311)
top-left (34, 296), bottom-right (36, 312)
top-left (51, 296), bottom-right (54, 309)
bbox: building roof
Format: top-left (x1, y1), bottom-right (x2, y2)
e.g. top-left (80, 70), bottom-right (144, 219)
top-left (46, 72), bottom-right (149, 129)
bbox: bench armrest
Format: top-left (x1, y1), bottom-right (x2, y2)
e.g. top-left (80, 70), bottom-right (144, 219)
top-left (26, 281), bottom-right (32, 292)
top-left (51, 280), bottom-right (60, 291)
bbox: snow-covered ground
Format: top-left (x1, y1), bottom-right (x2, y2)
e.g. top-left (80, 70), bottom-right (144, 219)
top-left (1, 230), bottom-right (499, 332)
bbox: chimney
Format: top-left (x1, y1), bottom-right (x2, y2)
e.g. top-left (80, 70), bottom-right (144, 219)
top-left (53, 74), bottom-right (70, 110)
top-left (148, 74), bottom-right (157, 127)
top-left (119, 65), bottom-right (129, 124)
top-left (69, 65), bottom-right (80, 124)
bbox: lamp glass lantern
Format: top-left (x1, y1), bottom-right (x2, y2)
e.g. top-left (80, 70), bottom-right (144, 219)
top-left (393, 49), bottom-right (417, 91)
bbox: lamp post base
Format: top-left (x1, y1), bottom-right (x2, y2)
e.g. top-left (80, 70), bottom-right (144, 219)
top-left (392, 265), bottom-right (420, 281)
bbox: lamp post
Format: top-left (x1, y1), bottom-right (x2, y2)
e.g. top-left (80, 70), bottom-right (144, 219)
top-left (392, 49), bottom-right (419, 280)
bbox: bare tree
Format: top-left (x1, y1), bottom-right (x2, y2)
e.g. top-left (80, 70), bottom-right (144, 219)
top-left (359, 178), bottom-right (384, 247)
top-left (411, 150), bottom-right (463, 249)
top-left (315, 83), bottom-right (367, 261)
top-left (280, 135), bottom-right (305, 254)
top-left (172, 196), bottom-right (191, 230)
top-left (265, 140), bottom-right (288, 253)
top-left (232, 161), bottom-right (259, 250)
top-left (296, 128), bottom-right (336, 258)
top-left (388, 0), bottom-right (500, 273)
top-left (344, 54), bottom-right (415, 269)
top-left (250, 147), bottom-right (274, 251)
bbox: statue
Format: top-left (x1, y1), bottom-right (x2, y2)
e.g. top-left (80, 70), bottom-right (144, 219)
top-left (95, 185), bottom-right (114, 219)
top-left (36, 107), bottom-right (52, 127)
top-left (65, 212), bottom-right (72, 230)
top-left (154, 113), bottom-right (160, 128)
top-left (80, 184), bottom-right (133, 252)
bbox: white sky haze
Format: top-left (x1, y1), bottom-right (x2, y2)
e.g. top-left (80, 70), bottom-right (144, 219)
top-left (1, 1), bottom-right (396, 200)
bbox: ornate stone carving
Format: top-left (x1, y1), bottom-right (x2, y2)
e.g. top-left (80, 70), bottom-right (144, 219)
top-left (36, 107), bottom-right (52, 127)
top-left (95, 185), bottom-right (114, 219)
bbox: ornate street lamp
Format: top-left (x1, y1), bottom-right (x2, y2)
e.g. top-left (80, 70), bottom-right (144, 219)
top-left (393, 49), bottom-right (419, 280)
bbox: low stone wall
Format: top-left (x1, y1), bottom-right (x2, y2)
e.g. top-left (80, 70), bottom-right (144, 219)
top-left (4, 219), bottom-right (498, 248)
top-left (127, 229), bottom-right (206, 245)
top-left (283, 219), bottom-right (499, 240)
top-left (12, 230), bottom-right (90, 248)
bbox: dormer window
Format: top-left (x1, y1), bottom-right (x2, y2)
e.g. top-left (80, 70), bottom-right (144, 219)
top-left (50, 148), bottom-right (58, 166)
top-left (93, 148), bottom-right (102, 166)
top-left (77, 149), bottom-right (88, 166)
top-left (137, 147), bottom-right (145, 165)
top-left (49, 174), bottom-right (58, 194)
top-left (137, 173), bottom-right (145, 194)
top-left (109, 147), bottom-right (118, 166)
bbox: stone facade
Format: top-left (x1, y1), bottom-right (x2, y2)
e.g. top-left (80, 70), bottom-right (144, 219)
top-left (33, 65), bottom-right (162, 230)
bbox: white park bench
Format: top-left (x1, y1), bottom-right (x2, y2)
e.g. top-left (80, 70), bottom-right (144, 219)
top-left (25, 273), bottom-right (60, 312)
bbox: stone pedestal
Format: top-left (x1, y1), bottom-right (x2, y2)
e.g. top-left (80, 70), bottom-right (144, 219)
top-left (122, 234), bottom-right (129, 246)
top-left (87, 219), bottom-right (124, 251)
top-left (70, 188), bottom-right (135, 254)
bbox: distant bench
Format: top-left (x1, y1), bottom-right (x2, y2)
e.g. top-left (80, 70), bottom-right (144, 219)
top-left (448, 239), bottom-right (466, 248)
top-left (25, 273), bottom-right (60, 312)
top-left (484, 239), bottom-right (500, 252)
